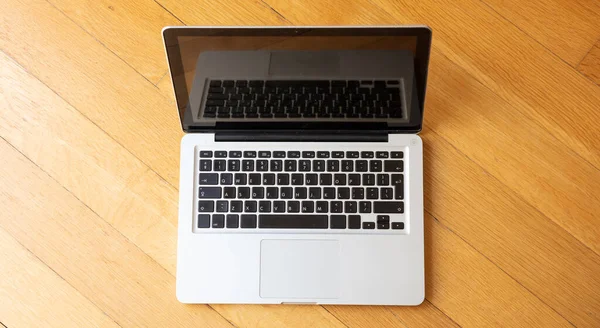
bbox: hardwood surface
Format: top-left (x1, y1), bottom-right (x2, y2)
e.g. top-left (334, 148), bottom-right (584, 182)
top-left (1, 0), bottom-right (599, 326)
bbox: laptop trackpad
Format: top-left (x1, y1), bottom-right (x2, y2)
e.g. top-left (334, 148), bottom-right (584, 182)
top-left (260, 239), bottom-right (340, 299)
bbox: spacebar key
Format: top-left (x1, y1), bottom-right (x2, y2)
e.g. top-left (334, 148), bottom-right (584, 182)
top-left (259, 215), bottom-right (328, 229)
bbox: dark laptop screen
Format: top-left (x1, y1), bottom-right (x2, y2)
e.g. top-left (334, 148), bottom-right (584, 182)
top-left (163, 27), bottom-right (431, 133)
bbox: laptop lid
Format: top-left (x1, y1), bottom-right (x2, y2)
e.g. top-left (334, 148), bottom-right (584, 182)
top-left (163, 26), bottom-right (431, 134)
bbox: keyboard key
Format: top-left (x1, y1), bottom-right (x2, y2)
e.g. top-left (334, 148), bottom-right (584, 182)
top-left (270, 160), bottom-right (283, 171)
top-left (302, 151), bottom-right (316, 158)
top-left (348, 174), bottom-right (361, 185)
top-left (215, 151), bottom-right (227, 158)
top-left (384, 160), bottom-right (403, 172)
top-left (316, 201), bottom-right (328, 213)
top-left (381, 187), bottom-right (393, 200)
top-left (229, 151), bottom-right (242, 158)
top-left (376, 151), bottom-right (389, 158)
top-left (223, 187), bottom-right (236, 199)
top-left (220, 173), bottom-right (233, 185)
top-left (361, 151), bottom-right (374, 158)
top-left (291, 173), bottom-right (303, 185)
top-left (234, 173), bottom-right (247, 185)
top-left (317, 151), bottom-right (330, 158)
top-left (331, 201), bottom-right (343, 213)
top-left (227, 200), bottom-right (241, 213)
top-left (309, 187), bottom-right (321, 199)
top-left (199, 173), bottom-right (218, 185)
top-left (345, 201), bottom-right (357, 213)
top-left (313, 160), bottom-right (325, 172)
top-left (198, 187), bottom-right (222, 199)
top-left (392, 222), bottom-right (405, 230)
top-left (259, 201), bottom-right (271, 213)
top-left (287, 201), bottom-right (300, 213)
top-left (245, 200), bottom-right (257, 212)
top-left (327, 160), bottom-right (340, 172)
top-left (360, 173), bottom-right (373, 186)
top-left (198, 201), bottom-right (214, 212)
top-left (373, 201), bottom-right (404, 213)
top-left (200, 151), bottom-right (213, 158)
top-left (285, 160), bottom-right (297, 172)
top-left (277, 173), bottom-right (290, 185)
top-left (302, 201), bottom-right (314, 213)
top-left (332, 151), bottom-right (344, 158)
top-left (243, 151), bottom-right (256, 158)
top-left (370, 160), bottom-right (382, 172)
top-left (266, 187), bottom-right (278, 199)
top-left (216, 200), bottom-right (228, 212)
top-left (262, 173), bottom-right (275, 185)
top-left (363, 222), bottom-right (375, 229)
top-left (352, 188), bottom-right (364, 200)
top-left (242, 160), bottom-right (254, 171)
top-left (366, 188), bottom-right (378, 199)
top-left (259, 215), bottom-right (328, 229)
top-left (377, 174), bottom-right (390, 186)
top-left (274, 151), bottom-right (286, 158)
top-left (256, 160), bottom-right (269, 171)
top-left (320, 173), bottom-right (332, 185)
top-left (212, 214), bottom-right (225, 228)
top-left (214, 160), bottom-right (226, 171)
top-left (341, 160), bottom-right (353, 172)
top-left (198, 214), bottom-right (210, 228)
top-left (330, 215), bottom-right (346, 229)
top-left (391, 151), bottom-right (404, 158)
top-left (252, 187), bottom-right (264, 199)
top-left (237, 187), bottom-right (250, 199)
top-left (348, 215), bottom-right (361, 229)
top-left (334, 174), bottom-right (346, 185)
top-left (226, 214), bottom-right (239, 228)
top-left (355, 160), bottom-right (368, 172)
top-left (210, 80), bottom-right (222, 87)
top-left (259, 151), bottom-right (271, 158)
top-left (241, 214), bottom-right (257, 228)
top-left (346, 151), bottom-right (359, 158)
top-left (323, 187), bottom-right (335, 199)
top-left (273, 201), bottom-right (285, 213)
top-left (280, 187), bottom-right (293, 199)
top-left (249, 173), bottom-right (261, 185)
top-left (294, 187), bottom-right (307, 199)
top-left (359, 201), bottom-right (372, 213)
top-left (288, 151), bottom-right (301, 158)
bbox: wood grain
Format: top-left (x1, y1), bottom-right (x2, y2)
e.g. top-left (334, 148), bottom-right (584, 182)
top-left (578, 41), bottom-right (600, 85)
top-left (1, 0), bottom-right (600, 326)
top-left (480, 0), bottom-right (600, 66)
top-left (0, 227), bottom-right (119, 328)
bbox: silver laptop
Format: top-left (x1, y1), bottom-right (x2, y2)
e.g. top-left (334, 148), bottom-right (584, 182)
top-left (162, 26), bottom-right (430, 305)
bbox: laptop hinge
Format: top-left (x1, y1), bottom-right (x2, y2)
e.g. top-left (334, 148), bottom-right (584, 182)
top-left (214, 131), bottom-right (388, 142)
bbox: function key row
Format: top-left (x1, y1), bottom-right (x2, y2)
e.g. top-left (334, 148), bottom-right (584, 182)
top-left (200, 150), bottom-right (404, 159)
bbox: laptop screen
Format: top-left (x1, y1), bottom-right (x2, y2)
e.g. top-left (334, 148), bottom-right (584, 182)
top-left (163, 27), bottom-right (431, 133)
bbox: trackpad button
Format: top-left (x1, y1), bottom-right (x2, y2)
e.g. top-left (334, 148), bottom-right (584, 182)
top-left (260, 239), bottom-right (340, 299)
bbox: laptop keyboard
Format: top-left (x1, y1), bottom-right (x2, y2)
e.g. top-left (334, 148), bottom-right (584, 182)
top-left (196, 150), bottom-right (406, 232)
top-left (202, 80), bottom-right (403, 119)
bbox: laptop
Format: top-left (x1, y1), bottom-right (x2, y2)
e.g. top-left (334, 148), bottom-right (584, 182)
top-left (162, 26), bottom-right (430, 305)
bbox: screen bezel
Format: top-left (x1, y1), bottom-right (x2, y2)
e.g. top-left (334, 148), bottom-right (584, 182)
top-left (162, 26), bottom-right (432, 134)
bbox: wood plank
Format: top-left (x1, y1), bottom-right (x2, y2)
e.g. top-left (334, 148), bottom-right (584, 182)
top-left (423, 48), bottom-right (600, 254)
top-left (0, 0), bottom-right (183, 186)
top-left (46, 0), bottom-right (182, 83)
top-left (157, 73), bottom-right (175, 102)
top-left (0, 49), bottom-right (347, 328)
top-left (0, 140), bottom-right (232, 328)
top-left (0, 227), bottom-right (119, 328)
top-left (481, 0), bottom-right (600, 66)
top-left (369, 0), bottom-right (600, 169)
top-left (578, 41), bottom-right (600, 85)
top-left (420, 127), bottom-right (600, 327)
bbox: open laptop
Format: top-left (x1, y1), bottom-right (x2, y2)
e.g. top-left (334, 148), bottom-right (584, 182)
top-left (162, 26), bottom-right (430, 305)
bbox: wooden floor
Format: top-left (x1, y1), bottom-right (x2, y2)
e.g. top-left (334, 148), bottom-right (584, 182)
top-left (1, 0), bottom-right (600, 326)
